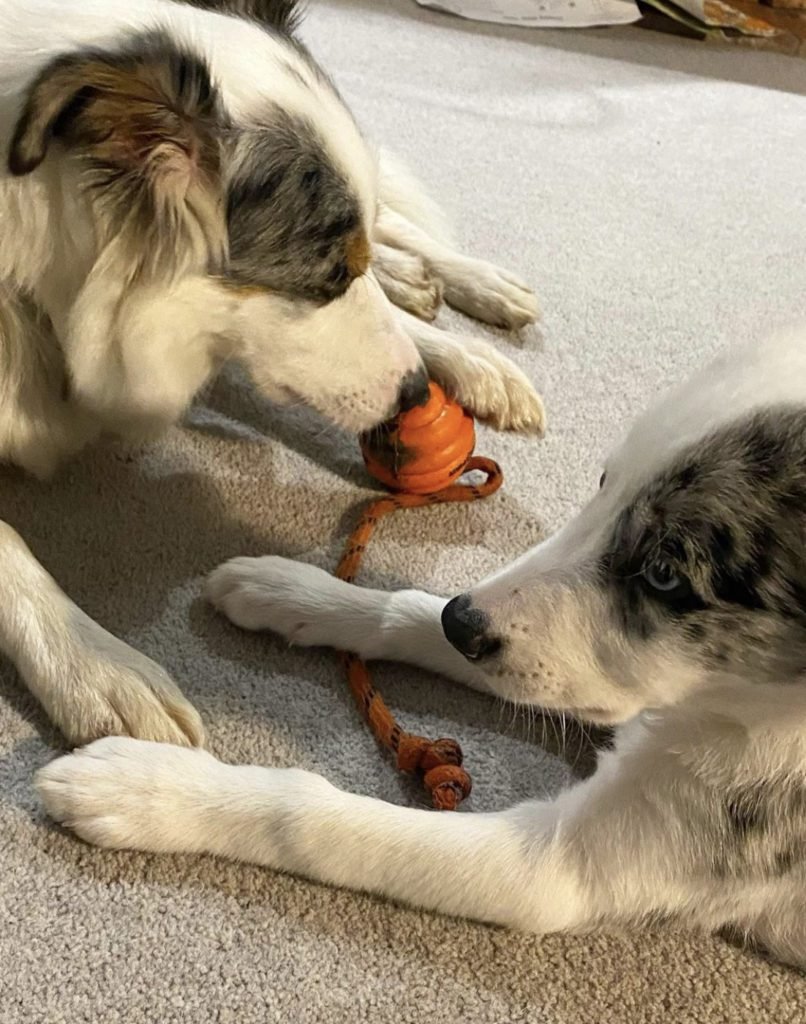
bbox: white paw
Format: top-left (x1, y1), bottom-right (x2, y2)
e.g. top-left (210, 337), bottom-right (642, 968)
top-left (427, 334), bottom-right (546, 435)
top-left (45, 614), bottom-right (205, 748)
top-left (35, 737), bottom-right (219, 852)
top-left (206, 556), bottom-right (337, 645)
top-left (374, 247), bottom-right (444, 321)
top-left (443, 259), bottom-right (539, 331)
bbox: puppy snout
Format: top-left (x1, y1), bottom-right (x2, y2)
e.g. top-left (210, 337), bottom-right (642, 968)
top-left (441, 594), bottom-right (502, 662)
top-left (396, 366), bottom-right (430, 414)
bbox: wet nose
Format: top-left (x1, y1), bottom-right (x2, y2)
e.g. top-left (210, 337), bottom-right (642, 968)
top-left (441, 593), bottom-right (502, 661)
top-left (396, 367), bottom-right (430, 414)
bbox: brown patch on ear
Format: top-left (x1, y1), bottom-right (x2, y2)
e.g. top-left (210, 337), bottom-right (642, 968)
top-left (344, 228), bottom-right (371, 279)
top-left (9, 36), bottom-right (222, 184)
top-left (9, 34), bottom-right (227, 279)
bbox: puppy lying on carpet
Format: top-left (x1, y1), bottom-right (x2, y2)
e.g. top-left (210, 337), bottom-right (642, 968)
top-left (0, 0), bottom-right (542, 747)
top-left (39, 325), bottom-right (806, 970)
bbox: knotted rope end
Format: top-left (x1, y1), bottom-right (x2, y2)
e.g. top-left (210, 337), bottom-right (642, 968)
top-left (396, 735), bottom-right (471, 810)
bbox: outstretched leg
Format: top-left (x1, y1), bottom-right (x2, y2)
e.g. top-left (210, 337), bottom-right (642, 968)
top-left (377, 208), bottom-right (539, 331)
top-left (375, 150), bottom-right (539, 330)
top-left (205, 555), bottom-right (491, 691)
top-left (373, 152), bottom-right (545, 434)
top-left (36, 727), bottom-right (742, 948)
top-left (0, 521), bottom-right (203, 747)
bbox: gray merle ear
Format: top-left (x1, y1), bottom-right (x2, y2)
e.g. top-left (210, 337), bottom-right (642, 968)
top-left (9, 33), bottom-right (223, 195)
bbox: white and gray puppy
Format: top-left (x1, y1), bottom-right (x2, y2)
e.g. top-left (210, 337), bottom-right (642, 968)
top-left (0, 0), bottom-right (542, 747)
top-left (39, 325), bottom-right (806, 970)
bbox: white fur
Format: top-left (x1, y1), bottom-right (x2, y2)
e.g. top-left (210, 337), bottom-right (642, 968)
top-left (0, 0), bottom-right (541, 745)
top-left (371, 243), bottom-right (443, 322)
top-left (376, 207), bottom-right (540, 331)
top-left (38, 326), bottom-right (806, 969)
top-left (399, 309), bottom-right (546, 435)
top-left (0, 522), bottom-right (203, 746)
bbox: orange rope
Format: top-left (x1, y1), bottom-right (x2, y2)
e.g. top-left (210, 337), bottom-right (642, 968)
top-left (335, 456), bottom-right (503, 810)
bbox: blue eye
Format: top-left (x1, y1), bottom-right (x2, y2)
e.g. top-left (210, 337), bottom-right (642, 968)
top-left (644, 560), bottom-right (682, 592)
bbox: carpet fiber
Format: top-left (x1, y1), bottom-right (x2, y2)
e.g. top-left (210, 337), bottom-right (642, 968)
top-left (3, 2), bottom-right (806, 1021)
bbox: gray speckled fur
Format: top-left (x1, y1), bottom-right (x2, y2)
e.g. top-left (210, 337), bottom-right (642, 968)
top-left (225, 111), bottom-right (364, 301)
top-left (607, 407), bottom-right (806, 685)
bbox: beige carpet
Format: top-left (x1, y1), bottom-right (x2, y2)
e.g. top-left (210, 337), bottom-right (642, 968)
top-left (4, 2), bottom-right (806, 1021)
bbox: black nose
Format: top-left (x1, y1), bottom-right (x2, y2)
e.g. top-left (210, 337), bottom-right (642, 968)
top-left (441, 593), bottom-right (502, 661)
top-left (397, 367), bottom-right (430, 414)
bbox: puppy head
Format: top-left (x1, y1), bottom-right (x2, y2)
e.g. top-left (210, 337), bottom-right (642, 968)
top-left (442, 337), bottom-right (806, 725)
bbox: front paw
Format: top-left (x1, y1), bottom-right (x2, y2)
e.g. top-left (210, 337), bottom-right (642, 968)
top-left (37, 738), bottom-right (336, 865)
top-left (206, 555), bottom-right (334, 645)
top-left (46, 619), bottom-right (205, 748)
top-left (375, 248), bottom-right (444, 321)
top-left (443, 259), bottom-right (539, 331)
top-left (36, 737), bottom-right (217, 851)
top-left (429, 336), bottom-right (546, 435)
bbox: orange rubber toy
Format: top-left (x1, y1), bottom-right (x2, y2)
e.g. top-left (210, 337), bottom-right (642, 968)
top-left (333, 382), bottom-right (503, 810)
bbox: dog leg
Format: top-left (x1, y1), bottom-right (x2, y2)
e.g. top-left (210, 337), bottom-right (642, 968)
top-left (375, 150), bottom-right (538, 329)
top-left (0, 282), bottom-right (96, 478)
top-left (205, 556), bottom-right (491, 691)
top-left (739, 908), bottom-right (806, 971)
top-left (0, 521), bottom-right (203, 747)
top-left (36, 732), bottom-right (711, 936)
top-left (376, 147), bottom-right (456, 247)
top-left (398, 309), bottom-right (546, 434)
top-left (371, 243), bottom-right (444, 321)
top-left (374, 207), bottom-right (538, 331)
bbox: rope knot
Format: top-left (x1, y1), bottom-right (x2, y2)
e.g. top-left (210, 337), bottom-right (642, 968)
top-left (424, 764), bottom-right (472, 811)
top-left (396, 736), bottom-right (472, 810)
top-left (335, 454), bottom-right (503, 810)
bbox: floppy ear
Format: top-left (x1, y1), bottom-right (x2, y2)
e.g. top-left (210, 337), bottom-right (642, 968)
top-left (9, 36), bottom-right (228, 274)
top-left (9, 34), bottom-right (223, 202)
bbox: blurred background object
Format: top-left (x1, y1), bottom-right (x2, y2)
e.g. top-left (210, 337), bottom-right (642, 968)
top-left (415, 0), bottom-right (806, 52)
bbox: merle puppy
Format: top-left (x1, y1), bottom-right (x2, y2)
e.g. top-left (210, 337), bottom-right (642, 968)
top-left (40, 325), bottom-right (806, 970)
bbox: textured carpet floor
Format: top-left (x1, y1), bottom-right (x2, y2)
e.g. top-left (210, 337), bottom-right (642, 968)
top-left (3, 2), bottom-right (806, 1021)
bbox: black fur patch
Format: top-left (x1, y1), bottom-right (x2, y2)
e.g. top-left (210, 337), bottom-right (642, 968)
top-left (605, 408), bottom-right (806, 683)
top-left (225, 111), bottom-right (366, 301)
top-left (726, 788), bottom-right (766, 838)
top-left (713, 780), bottom-right (806, 879)
top-left (181, 0), bottom-right (304, 34)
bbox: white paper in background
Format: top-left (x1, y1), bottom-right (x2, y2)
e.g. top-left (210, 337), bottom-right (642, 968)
top-left (415, 0), bottom-right (642, 28)
top-left (673, 0), bottom-right (707, 17)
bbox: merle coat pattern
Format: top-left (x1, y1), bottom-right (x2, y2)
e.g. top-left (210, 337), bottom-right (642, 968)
top-left (40, 326), bottom-right (806, 971)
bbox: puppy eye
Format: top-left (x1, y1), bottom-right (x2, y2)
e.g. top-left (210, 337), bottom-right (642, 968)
top-left (643, 559), bottom-right (687, 594)
top-left (599, 471), bottom-right (607, 489)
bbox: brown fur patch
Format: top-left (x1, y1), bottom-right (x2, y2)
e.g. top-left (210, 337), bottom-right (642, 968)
top-left (219, 279), bottom-right (269, 298)
top-left (9, 35), bottom-right (227, 280)
top-left (344, 228), bottom-right (371, 279)
top-left (10, 43), bottom-right (220, 184)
